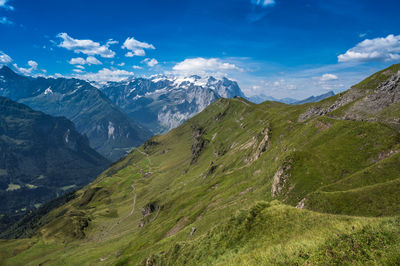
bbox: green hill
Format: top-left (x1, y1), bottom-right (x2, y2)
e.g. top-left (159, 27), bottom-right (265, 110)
top-left (1, 64), bottom-right (400, 265)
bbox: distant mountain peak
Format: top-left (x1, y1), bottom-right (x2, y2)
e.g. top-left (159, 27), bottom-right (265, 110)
top-left (293, 90), bottom-right (335, 105)
top-left (101, 74), bottom-right (245, 133)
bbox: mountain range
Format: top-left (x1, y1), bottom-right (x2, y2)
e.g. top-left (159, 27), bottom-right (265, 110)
top-left (0, 97), bottom-right (109, 231)
top-left (293, 90), bottom-right (335, 105)
top-left (248, 94), bottom-right (298, 104)
top-left (248, 90), bottom-right (335, 105)
top-left (0, 67), bottom-right (246, 159)
top-left (0, 66), bottom-right (150, 161)
top-left (1, 64), bottom-right (400, 265)
top-left (100, 75), bottom-right (245, 133)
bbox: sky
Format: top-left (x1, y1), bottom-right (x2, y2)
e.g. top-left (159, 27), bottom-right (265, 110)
top-left (1, 0), bottom-right (400, 99)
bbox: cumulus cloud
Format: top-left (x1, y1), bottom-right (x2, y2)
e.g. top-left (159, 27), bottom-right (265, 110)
top-left (74, 68), bottom-right (135, 83)
top-left (320, 73), bottom-right (338, 81)
top-left (69, 57), bottom-right (86, 65)
top-left (69, 56), bottom-right (102, 65)
top-left (338, 34), bottom-right (400, 63)
top-left (0, 51), bottom-right (12, 64)
top-left (122, 37), bottom-right (155, 57)
top-left (13, 60), bottom-right (42, 75)
top-left (28, 60), bottom-right (38, 69)
top-left (251, 0), bottom-right (275, 7)
top-left (132, 65), bottom-right (142, 69)
top-left (117, 62), bottom-right (125, 67)
top-left (143, 58), bottom-right (158, 67)
top-left (86, 56), bottom-right (102, 65)
top-left (57, 33), bottom-right (116, 58)
top-left (0, 17), bottom-right (13, 25)
top-left (0, 0), bottom-right (13, 10)
top-left (172, 57), bottom-right (242, 74)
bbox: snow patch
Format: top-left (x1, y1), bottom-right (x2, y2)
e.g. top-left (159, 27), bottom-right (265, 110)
top-left (44, 87), bottom-right (53, 95)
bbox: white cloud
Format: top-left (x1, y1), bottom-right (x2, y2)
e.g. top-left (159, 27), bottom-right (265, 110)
top-left (0, 17), bottom-right (13, 25)
top-left (172, 57), bottom-right (242, 74)
top-left (338, 34), bottom-right (400, 63)
top-left (0, 51), bottom-right (12, 64)
top-left (57, 33), bottom-right (116, 58)
top-left (143, 58), bottom-right (158, 67)
top-left (69, 56), bottom-right (102, 65)
top-left (13, 60), bottom-right (41, 75)
top-left (0, 0), bottom-right (13, 10)
top-left (133, 65), bottom-right (142, 69)
top-left (122, 37), bottom-right (155, 57)
top-left (118, 62), bottom-right (125, 67)
top-left (73, 68), bottom-right (84, 73)
top-left (86, 56), bottom-right (102, 65)
top-left (251, 0), bottom-right (275, 7)
top-left (69, 57), bottom-right (86, 65)
top-left (74, 68), bottom-right (134, 83)
top-left (320, 73), bottom-right (338, 81)
top-left (75, 65), bottom-right (85, 69)
top-left (28, 60), bottom-right (38, 69)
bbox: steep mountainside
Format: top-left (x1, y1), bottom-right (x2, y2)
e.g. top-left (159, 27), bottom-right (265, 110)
top-left (0, 66), bottom-right (150, 161)
top-left (0, 97), bottom-right (109, 232)
top-left (101, 75), bottom-right (245, 133)
top-left (1, 64), bottom-right (400, 265)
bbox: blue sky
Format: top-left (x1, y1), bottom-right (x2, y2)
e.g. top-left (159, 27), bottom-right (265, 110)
top-left (1, 0), bottom-right (400, 99)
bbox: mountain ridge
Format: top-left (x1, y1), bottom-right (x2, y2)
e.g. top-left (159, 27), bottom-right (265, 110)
top-left (0, 66), bottom-right (151, 161)
top-left (1, 63), bottom-right (400, 265)
top-left (100, 74), bottom-right (245, 133)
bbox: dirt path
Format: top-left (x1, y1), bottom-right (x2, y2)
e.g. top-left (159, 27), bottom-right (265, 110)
top-left (101, 149), bottom-right (153, 236)
top-left (104, 183), bottom-right (137, 234)
top-left (129, 184), bottom-right (137, 215)
top-left (136, 148), bottom-right (152, 172)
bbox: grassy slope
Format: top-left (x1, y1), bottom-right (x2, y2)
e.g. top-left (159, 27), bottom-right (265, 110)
top-left (1, 64), bottom-right (400, 265)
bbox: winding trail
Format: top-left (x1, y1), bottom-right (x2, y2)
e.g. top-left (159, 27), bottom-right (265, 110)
top-left (136, 148), bottom-right (152, 172)
top-left (106, 184), bottom-right (137, 233)
top-left (102, 148), bottom-right (152, 236)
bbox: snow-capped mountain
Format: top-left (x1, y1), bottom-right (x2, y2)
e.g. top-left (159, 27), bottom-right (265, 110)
top-left (101, 75), bottom-right (245, 133)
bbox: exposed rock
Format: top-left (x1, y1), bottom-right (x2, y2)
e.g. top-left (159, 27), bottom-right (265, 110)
top-left (143, 172), bottom-right (152, 178)
top-left (296, 198), bottom-right (306, 209)
top-left (299, 71), bottom-right (400, 124)
top-left (298, 87), bottom-right (366, 122)
top-left (191, 127), bottom-right (209, 164)
top-left (139, 202), bottom-right (161, 227)
top-left (344, 71), bottom-right (400, 119)
top-left (271, 163), bottom-right (292, 197)
top-left (190, 227), bottom-right (196, 235)
top-left (252, 127), bottom-right (270, 161)
top-left (370, 149), bottom-right (399, 164)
